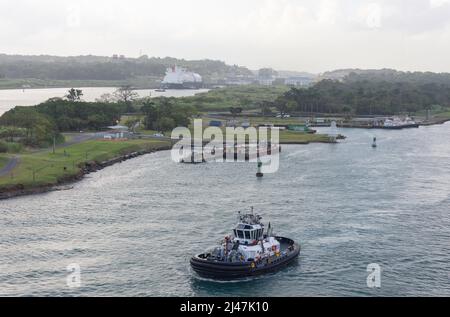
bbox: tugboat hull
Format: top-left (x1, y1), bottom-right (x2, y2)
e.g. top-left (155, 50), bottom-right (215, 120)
top-left (190, 237), bottom-right (300, 279)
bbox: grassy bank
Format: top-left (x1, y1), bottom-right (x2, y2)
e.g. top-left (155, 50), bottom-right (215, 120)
top-left (0, 139), bottom-right (170, 190)
top-left (183, 124), bottom-right (334, 145)
top-left (279, 131), bottom-right (332, 144)
top-left (0, 156), bottom-right (8, 170)
top-left (174, 85), bottom-right (289, 111)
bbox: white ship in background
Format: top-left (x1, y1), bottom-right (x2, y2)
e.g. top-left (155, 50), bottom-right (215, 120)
top-left (161, 66), bottom-right (203, 89)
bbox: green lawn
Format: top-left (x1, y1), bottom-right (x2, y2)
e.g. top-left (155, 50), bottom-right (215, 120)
top-left (174, 85), bottom-right (290, 111)
top-left (436, 111), bottom-right (450, 118)
top-left (136, 129), bottom-right (161, 135)
top-left (248, 117), bottom-right (308, 126)
top-left (200, 115), bottom-right (313, 127)
top-left (415, 107), bottom-right (450, 120)
top-left (279, 131), bottom-right (331, 144)
top-left (0, 156), bottom-right (8, 170)
top-left (0, 139), bottom-right (170, 189)
top-left (185, 122), bottom-right (333, 144)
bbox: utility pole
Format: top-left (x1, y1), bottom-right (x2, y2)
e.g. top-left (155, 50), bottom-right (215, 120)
top-left (53, 134), bottom-right (56, 154)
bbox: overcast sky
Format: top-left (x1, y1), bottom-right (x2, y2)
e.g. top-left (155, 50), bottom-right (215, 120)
top-left (1, 0), bottom-right (450, 73)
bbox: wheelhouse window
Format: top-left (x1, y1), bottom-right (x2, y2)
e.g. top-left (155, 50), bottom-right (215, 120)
top-left (244, 231), bottom-right (250, 239)
top-left (237, 230), bottom-right (244, 239)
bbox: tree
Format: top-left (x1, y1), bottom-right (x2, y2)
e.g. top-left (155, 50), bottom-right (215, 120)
top-left (66, 88), bottom-right (83, 102)
top-left (156, 117), bottom-right (176, 132)
top-left (125, 118), bottom-right (141, 133)
top-left (114, 86), bottom-right (139, 113)
top-left (274, 96), bottom-right (293, 117)
top-left (0, 107), bottom-right (61, 147)
top-left (96, 93), bottom-right (115, 103)
top-left (141, 101), bottom-right (158, 130)
top-left (259, 101), bottom-right (274, 116)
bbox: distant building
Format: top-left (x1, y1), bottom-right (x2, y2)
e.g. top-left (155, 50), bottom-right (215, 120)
top-left (257, 78), bottom-right (275, 86)
top-left (224, 76), bottom-right (255, 86)
top-left (285, 76), bottom-right (314, 87)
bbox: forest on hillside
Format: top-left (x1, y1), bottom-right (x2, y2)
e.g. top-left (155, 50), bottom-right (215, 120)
top-left (276, 70), bottom-right (450, 115)
top-left (0, 54), bottom-right (252, 83)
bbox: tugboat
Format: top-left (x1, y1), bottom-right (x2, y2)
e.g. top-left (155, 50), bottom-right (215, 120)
top-left (190, 208), bottom-right (300, 279)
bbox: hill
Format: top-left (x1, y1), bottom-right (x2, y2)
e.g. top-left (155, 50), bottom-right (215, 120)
top-left (0, 54), bottom-right (253, 88)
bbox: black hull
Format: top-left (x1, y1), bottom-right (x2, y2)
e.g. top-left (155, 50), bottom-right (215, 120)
top-left (190, 237), bottom-right (300, 279)
top-left (382, 124), bottom-right (419, 129)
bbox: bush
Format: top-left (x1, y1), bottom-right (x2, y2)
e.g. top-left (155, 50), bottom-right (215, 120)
top-left (0, 141), bottom-right (7, 153)
top-left (5, 142), bottom-right (23, 153)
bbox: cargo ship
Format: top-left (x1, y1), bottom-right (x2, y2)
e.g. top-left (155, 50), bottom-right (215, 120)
top-left (161, 66), bottom-right (203, 89)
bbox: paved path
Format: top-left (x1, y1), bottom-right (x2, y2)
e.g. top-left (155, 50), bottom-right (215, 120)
top-left (0, 156), bottom-right (19, 177)
top-left (59, 133), bottom-right (97, 148)
top-left (0, 133), bottom-right (96, 177)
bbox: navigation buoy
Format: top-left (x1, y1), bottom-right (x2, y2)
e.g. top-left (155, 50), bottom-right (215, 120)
top-left (372, 137), bottom-right (377, 148)
top-left (256, 161), bottom-right (264, 178)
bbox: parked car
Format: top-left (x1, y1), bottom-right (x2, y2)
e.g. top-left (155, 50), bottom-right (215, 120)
top-left (276, 114), bottom-right (291, 118)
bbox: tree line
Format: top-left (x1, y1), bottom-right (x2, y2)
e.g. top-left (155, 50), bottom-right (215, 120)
top-left (274, 75), bottom-right (450, 116)
top-left (0, 54), bottom-right (252, 83)
top-left (0, 87), bottom-right (195, 148)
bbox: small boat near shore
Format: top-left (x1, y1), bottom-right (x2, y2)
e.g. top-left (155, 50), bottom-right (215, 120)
top-left (190, 209), bottom-right (300, 279)
top-left (382, 117), bottom-right (419, 129)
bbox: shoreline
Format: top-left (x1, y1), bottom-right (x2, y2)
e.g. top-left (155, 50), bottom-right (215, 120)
top-left (0, 144), bottom-right (171, 201)
top-left (310, 118), bottom-right (450, 130)
top-left (1, 117), bottom-right (448, 201)
top-left (0, 138), bottom-right (339, 201)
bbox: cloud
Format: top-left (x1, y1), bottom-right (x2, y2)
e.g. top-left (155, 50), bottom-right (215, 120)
top-left (0, 0), bottom-right (450, 72)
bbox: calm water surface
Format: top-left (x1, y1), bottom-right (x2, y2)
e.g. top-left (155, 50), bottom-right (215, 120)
top-left (0, 87), bottom-right (209, 115)
top-left (1, 124), bottom-right (450, 296)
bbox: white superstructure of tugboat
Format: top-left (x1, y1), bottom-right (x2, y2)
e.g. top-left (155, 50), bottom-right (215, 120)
top-left (190, 208), bottom-right (300, 279)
